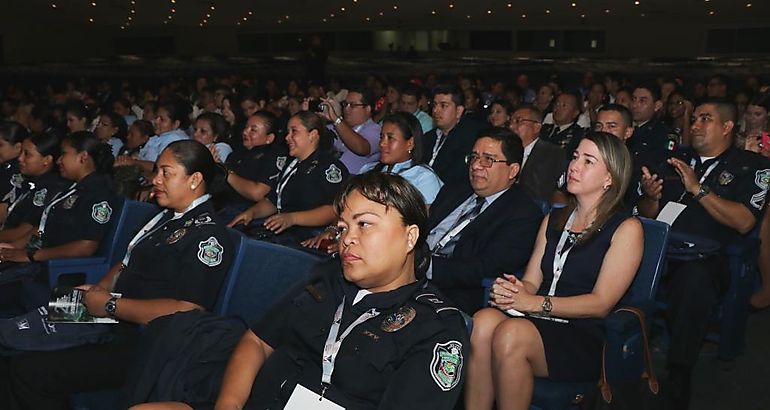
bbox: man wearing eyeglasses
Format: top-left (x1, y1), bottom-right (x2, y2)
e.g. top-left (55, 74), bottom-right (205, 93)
top-left (511, 105), bottom-right (564, 204)
top-left (320, 88), bottom-right (381, 173)
top-left (426, 128), bottom-right (543, 314)
top-left (422, 85), bottom-right (485, 185)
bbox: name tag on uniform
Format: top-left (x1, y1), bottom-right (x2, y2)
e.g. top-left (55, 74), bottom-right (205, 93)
top-left (284, 384), bottom-right (345, 410)
top-left (656, 201), bottom-right (687, 226)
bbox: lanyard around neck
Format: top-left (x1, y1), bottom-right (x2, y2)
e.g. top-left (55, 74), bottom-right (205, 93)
top-left (676, 159), bottom-right (720, 202)
top-left (121, 194), bottom-right (211, 266)
top-left (276, 158), bottom-right (300, 212)
top-left (321, 296), bottom-right (380, 392)
top-left (549, 210), bottom-right (586, 296)
top-left (37, 183), bottom-right (78, 236)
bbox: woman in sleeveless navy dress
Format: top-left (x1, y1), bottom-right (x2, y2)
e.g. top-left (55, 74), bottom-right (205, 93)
top-left (465, 132), bottom-right (644, 410)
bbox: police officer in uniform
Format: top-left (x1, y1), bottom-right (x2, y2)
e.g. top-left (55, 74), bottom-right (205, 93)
top-left (0, 121), bottom-right (28, 205)
top-left (628, 82), bottom-right (677, 178)
top-left (219, 111), bottom-right (287, 221)
top-left (0, 133), bottom-right (68, 243)
top-left (229, 111), bottom-right (349, 245)
top-left (539, 91), bottom-right (586, 156)
top-left (0, 132), bottom-right (120, 305)
top-left (143, 172), bottom-right (468, 410)
top-left (638, 99), bottom-right (770, 408)
top-left (5, 140), bottom-right (234, 409)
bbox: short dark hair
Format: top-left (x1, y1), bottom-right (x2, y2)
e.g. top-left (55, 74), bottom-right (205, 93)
top-left (514, 104), bottom-right (542, 120)
top-left (159, 98), bottom-right (192, 129)
top-left (347, 87), bottom-right (375, 112)
top-left (382, 112), bottom-right (424, 163)
top-left (634, 81), bottom-right (662, 102)
top-left (698, 97), bottom-right (738, 124)
top-left (598, 104), bottom-right (633, 127)
top-left (334, 172), bottom-right (430, 278)
top-left (432, 84), bottom-right (463, 107)
top-left (28, 132), bottom-right (61, 160)
top-left (476, 127), bottom-right (524, 165)
top-left (558, 90), bottom-right (583, 111)
top-left (130, 119), bottom-right (155, 138)
top-left (401, 84), bottom-right (424, 100)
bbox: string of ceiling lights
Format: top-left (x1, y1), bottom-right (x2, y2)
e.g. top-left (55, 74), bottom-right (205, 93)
top-left (43, 1), bottom-right (758, 26)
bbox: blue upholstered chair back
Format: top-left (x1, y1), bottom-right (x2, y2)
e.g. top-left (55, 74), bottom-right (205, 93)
top-left (216, 238), bottom-right (322, 324)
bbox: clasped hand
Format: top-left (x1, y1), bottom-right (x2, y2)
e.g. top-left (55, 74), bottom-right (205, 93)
top-left (489, 274), bottom-right (539, 312)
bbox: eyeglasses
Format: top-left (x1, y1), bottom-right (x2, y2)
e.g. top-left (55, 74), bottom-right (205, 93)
top-left (341, 102), bottom-right (367, 109)
top-left (465, 153), bottom-right (508, 168)
top-left (510, 117), bottom-right (539, 125)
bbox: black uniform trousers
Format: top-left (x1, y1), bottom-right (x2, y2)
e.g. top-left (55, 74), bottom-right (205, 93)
top-left (663, 254), bottom-right (729, 368)
top-left (2, 324), bottom-right (139, 410)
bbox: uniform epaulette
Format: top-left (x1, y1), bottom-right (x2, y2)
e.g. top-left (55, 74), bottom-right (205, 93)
top-left (414, 293), bottom-right (463, 316)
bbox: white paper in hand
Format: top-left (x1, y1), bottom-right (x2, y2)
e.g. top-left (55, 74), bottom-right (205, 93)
top-left (284, 384), bottom-right (345, 410)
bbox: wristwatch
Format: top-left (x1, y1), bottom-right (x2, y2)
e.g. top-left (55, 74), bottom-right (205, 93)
top-left (333, 117), bottom-right (343, 126)
top-left (105, 296), bottom-right (118, 317)
top-left (541, 296), bottom-right (553, 316)
top-left (693, 184), bottom-right (711, 201)
top-left (26, 249), bottom-right (37, 262)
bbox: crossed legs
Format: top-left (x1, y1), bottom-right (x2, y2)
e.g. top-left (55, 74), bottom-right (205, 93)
top-left (465, 308), bottom-right (548, 410)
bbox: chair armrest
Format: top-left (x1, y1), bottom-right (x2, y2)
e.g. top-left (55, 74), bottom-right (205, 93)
top-left (47, 257), bottom-right (109, 288)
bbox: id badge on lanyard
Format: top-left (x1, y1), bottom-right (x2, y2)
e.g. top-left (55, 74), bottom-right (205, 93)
top-left (657, 159), bottom-right (719, 226)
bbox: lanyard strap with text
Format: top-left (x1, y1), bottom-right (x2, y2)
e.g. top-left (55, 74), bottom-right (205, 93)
top-left (121, 194), bottom-right (211, 266)
top-left (321, 296), bottom-right (380, 393)
top-left (549, 210), bottom-right (585, 296)
top-left (677, 159), bottom-right (719, 202)
top-left (276, 158), bottom-right (300, 212)
top-left (38, 183), bottom-right (78, 235)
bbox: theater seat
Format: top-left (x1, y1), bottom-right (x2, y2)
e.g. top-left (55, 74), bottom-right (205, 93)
top-left (216, 237), bottom-right (323, 324)
top-left (47, 199), bottom-right (159, 288)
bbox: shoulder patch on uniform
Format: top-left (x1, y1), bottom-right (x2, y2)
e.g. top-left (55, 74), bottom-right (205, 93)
top-left (276, 156), bottom-right (287, 170)
top-left (63, 194), bottom-right (78, 209)
top-left (197, 236), bottom-right (224, 267)
top-left (325, 164), bottom-right (343, 183)
top-left (91, 201), bottom-right (112, 224)
top-left (750, 169), bottom-right (770, 210)
top-left (32, 188), bottom-right (48, 207)
top-left (430, 340), bottom-right (463, 392)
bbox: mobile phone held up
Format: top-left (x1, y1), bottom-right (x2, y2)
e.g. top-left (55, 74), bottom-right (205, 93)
top-left (761, 131), bottom-right (770, 149)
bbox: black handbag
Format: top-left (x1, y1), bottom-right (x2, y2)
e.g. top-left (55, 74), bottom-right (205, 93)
top-left (581, 307), bottom-right (673, 410)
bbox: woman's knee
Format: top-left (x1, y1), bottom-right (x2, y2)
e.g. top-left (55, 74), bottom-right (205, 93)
top-left (491, 319), bottom-right (538, 359)
top-left (471, 308), bottom-right (507, 345)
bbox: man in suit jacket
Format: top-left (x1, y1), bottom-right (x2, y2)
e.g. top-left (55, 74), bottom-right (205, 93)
top-left (511, 105), bottom-right (564, 205)
top-left (422, 85), bottom-right (485, 186)
top-left (426, 128), bottom-right (544, 314)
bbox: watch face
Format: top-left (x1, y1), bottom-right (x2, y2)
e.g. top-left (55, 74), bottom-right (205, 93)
top-left (105, 299), bottom-right (117, 315)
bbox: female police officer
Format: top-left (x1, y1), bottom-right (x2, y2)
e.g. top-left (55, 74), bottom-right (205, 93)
top-left (0, 132), bottom-right (68, 243)
top-left (0, 131), bottom-right (120, 306)
top-left (136, 172), bottom-right (469, 410)
top-left (4, 140), bottom-right (234, 409)
top-left (229, 110), bottom-right (349, 245)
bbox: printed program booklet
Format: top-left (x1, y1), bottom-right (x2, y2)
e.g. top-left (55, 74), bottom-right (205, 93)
top-left (47, 287), bottom-right (121, 324)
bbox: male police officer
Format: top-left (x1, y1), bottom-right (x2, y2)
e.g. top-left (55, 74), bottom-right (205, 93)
top-left (638, 98), bottom-right (770, 408)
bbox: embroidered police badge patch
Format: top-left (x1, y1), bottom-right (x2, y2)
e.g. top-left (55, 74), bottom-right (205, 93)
top-left (194, 214), bottom-right (214, 226)
top-left (63, 194), bottom-right (78, 209)
top-left (430, 340), bottom-right (463, 391)
top-left (325, 164), bottom-right (342, 183)
top-left (750, 169), bottom-right (770, 210)
top-left (32, 188), bottom-right (48, 207)
top-left (380, 306), bottom-right (416, 332)
top-left (91, 201), bottom-right (112, 224)
top-left (276, 156), bottom-right (287, 170)
top-left (197, 236), bottom-right (224, 267)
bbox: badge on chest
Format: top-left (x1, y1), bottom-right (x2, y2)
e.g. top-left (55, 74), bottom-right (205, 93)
top-left (380, 306), bottom-right (416, 332)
